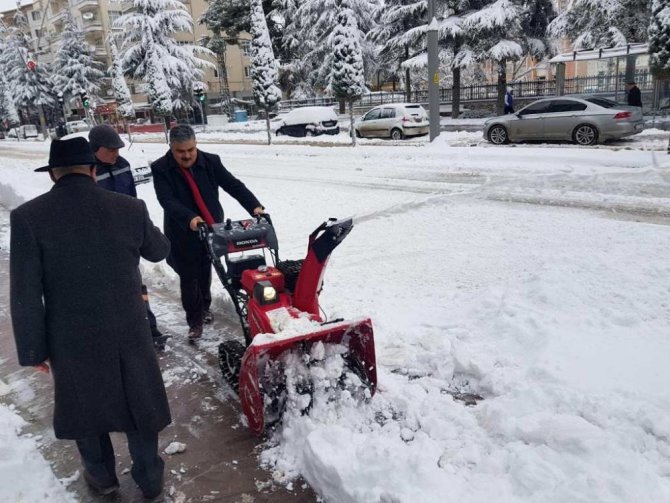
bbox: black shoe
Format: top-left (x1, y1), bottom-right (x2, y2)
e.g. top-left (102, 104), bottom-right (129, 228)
top-left (152, 334), bottom-right (170, 350)
top-left (83, 470), bottom-right (120, 496)
top-left (203, 310), bottom-right (213, 324)
top-left (143, 488), bottom-right (164, 502)
top-left (188, 325), bottom-right (203, 342)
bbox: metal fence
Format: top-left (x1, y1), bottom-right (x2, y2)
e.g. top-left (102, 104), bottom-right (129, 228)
top-left (277, 70), bottom-right (654, 111)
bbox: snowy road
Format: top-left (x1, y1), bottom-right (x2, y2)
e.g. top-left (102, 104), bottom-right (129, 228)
top-left (1, 136), bottom-right (670, 502)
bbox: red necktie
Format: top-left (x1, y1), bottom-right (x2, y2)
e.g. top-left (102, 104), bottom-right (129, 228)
top-left (179, 167), bottom-right (216, 226)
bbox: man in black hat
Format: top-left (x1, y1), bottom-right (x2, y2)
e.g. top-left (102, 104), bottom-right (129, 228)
top-left (10, 137), bottom-right (171, 501)
top-left (89, 124), bottom-right (167, 349)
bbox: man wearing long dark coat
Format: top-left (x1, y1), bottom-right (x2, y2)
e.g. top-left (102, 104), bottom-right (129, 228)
top-left (10, 137), bottom-right (171, 500)
top-left (151, 125), bottom-right (264, 340)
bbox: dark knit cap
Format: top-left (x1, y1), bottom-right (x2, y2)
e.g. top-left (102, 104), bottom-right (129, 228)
top-left (88, 125), bottom-right (125, 152)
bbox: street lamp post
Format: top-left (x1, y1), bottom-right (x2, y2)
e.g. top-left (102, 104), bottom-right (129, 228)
top-left (427, 0), bottom-right (440, 141)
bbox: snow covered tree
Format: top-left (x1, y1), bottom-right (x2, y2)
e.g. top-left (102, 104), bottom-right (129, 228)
top-left (367, 1), bottom-right (425, 101)
top-left (549, 0), bottom-right (652, 81)
top-left (112, 0), bottom-right (214, 122)
top-left (52, 12), bottom-right (104, 110)
top-left (0, 75), bottom-right (20, 128)
top-left (464, 0), bottom-right (555, 115)
top-left (0, 10), bottom-right (54, 136)
top-left (249, 0), bottom-right (282, 145)
top-left (331, 4), bottom-right (367, 146)
top-left (108, 37), bottom-right (135, 119)
top-left (282, 0), bottom-right (379, 96)
top-left (649, 0), bottom-right (670, 78)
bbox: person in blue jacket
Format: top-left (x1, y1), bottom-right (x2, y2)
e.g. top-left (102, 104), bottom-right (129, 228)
top-left (504, 88), bottom-right (514, 114)
top-left (89, 125), bottom-right (168, 349)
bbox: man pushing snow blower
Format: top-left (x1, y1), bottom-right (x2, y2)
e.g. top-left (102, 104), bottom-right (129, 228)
top-left (152, 125), bottom-right (376, 435)
top-left (198, 215), bottom-right (377, 435)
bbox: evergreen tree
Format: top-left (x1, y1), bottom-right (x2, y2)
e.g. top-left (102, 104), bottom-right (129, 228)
top-left (52, 12), bottom-right (104, 106)
top-left (0, 75), bottom-right (20, 127)
top-left (464, 0), bottom-right (555, 115)
top-left (649, 0), bottom-right (670, 78)
top-left (367, 1), bottom-right (425, 101)
top-left (250, 0), bottom-right (282, 145)
top-left (283, 0), bottom-right (379, 95)
top-left (550, 0), bottom-right (652, 50)
top-left (331, 3), bottom-right (366, 146)
top-left (108, 37), bottom-right (135, 119)
top-left (113, 0), bottom-right (214, 120)
top-left (0, 10), bottom-right (54, 135)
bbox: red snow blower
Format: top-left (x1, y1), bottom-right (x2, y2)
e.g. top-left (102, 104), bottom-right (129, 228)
top-left (198, 216), bottom-right (377, 435)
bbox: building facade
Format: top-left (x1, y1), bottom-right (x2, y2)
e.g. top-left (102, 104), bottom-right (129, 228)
top-left (0, 0), bottom-right (254, 119)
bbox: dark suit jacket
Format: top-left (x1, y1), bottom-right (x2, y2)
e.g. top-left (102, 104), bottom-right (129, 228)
top-left (627, 86), bottom-right (642, 107)
top-left (10, 174), bottom-right (171, 439)
top-left (151, 149), bottom-right (262, 279)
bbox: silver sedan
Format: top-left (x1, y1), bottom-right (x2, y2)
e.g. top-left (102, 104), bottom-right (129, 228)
top-left (483, 96), bottom-right (644, 146)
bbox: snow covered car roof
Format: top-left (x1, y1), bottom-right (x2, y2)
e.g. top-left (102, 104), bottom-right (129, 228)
top-left (280, 106), bottom-right (338, 126)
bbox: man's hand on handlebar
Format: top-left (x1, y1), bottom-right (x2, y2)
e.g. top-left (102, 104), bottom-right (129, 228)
top-left (253, 206), bottom-right (264, 216)
top-left (190, 216), bottom-right (205, 231)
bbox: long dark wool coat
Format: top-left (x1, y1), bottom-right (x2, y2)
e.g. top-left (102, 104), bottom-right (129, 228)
top-left (151, 149), bottom-right (262, 279)
top-left (10, 174), bottom-right (171, 440)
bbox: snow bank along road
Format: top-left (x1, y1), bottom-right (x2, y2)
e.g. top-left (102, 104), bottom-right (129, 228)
top-left (1, 138), bottom-right (670, 502)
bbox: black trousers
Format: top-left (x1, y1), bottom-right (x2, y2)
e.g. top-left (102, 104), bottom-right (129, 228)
top-left (179, 259), bottom-right (212, 329)
top-left (76, 431), bottom-right (164, 496)
top-left (141, 284), bottom-right (161, 337)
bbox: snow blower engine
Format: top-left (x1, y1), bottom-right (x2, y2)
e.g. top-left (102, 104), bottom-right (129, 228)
top-left (198, 216), bottom-right (377, 435)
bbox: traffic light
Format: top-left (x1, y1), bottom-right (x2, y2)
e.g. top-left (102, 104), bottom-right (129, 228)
top-left (57, 93), bottom-right (64, 105)
top-left (194, 88), bottom-right (205, 103)
top-left (80, 91), bottom-right (90, 108)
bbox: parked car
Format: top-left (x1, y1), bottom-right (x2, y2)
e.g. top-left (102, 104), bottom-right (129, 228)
top-left (275, 106), bottom-right (340, 137)
top-left (19, 124), bottom-right (39, 139)
top-left (483, 96), bottom-right (644, 146)
top-left (354, 103), bottom-right (429, 140)
top-left (0, 130), bottom-right (5, 140)
top-left (66, 120), bottom-right (91, 134)
top-left (7, 127), bottom-right (18, 138)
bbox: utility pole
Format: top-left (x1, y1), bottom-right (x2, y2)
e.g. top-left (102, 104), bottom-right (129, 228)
top-left (427, 0), bottom-right (440, 141)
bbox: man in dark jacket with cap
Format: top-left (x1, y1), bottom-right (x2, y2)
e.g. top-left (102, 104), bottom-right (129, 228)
top-left (89, 124), bottom-right (167, 349)
top-left (151, 125), bottom-right (264, 340)
top-left (10, 137), bottom-right (171, 500)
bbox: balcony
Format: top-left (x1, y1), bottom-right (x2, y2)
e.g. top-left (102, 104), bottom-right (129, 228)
top-left (83, 19), bottom-right (103, 33)
top-left (48, 8), bottom-right (68, 23)
top-left (72, 0), bottom-right (99, 9)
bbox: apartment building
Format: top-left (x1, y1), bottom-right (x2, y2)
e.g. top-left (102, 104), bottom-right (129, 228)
top-left (0, 0), bottom-right (254, 117)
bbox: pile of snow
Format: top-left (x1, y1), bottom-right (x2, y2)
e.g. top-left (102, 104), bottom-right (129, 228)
top-left (0, 404), bottom-right (74, 501)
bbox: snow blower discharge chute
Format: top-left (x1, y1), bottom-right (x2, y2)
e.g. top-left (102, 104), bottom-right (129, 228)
top-left (198, 216), bottom-right (377, 435)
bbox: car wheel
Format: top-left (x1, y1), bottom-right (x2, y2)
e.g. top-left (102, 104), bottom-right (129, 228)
top-left (276, 128), bottom-right (282, 136)
top-left (355, 129), bottom-right (362, 138)
top-left (573, 124), bottom-right (598, 146)
top-left (487, 125), bottom-right (508, 145)
top-left (390, 128), bottom-right (403, 140)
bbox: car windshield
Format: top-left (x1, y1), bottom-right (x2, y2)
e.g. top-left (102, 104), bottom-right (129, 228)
top-left (585, 97), bottom-right (619, 108)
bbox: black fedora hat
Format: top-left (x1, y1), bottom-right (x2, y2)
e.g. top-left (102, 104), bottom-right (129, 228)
top-left (35, 137), bottom-right (97, 172)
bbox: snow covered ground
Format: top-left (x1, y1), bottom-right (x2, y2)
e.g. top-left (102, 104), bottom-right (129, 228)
top-left (1, 131), bottom-right (670, 502)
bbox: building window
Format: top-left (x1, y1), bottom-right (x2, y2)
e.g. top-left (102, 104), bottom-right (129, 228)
top-left (31, 11), bottom-right (41, 21)
top-left (244, 66), bottom-right (250, 78)
top-left (108, 10), bottom-right (122, 26)
top-left (213, 69), bottom-right (219, 78)
top-left (241, 41), bottom-right (251, 56)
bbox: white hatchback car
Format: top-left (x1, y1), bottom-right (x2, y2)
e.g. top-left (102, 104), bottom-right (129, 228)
top-left (354, 103), bottom-right (429, 140)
